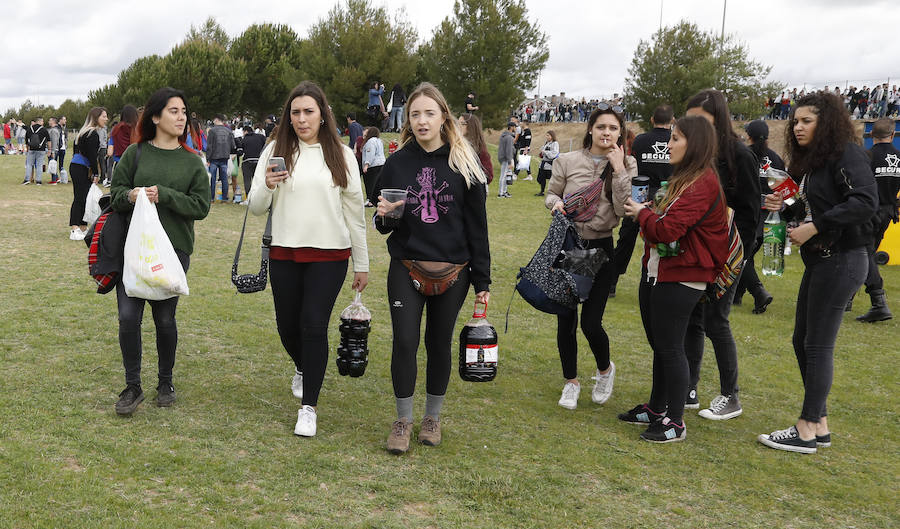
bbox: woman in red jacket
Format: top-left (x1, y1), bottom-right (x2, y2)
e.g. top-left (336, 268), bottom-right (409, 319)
top-left (618, 115), bottom-right (729, 442)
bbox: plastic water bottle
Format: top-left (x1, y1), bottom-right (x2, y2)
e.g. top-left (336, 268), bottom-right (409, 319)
top-left (654, 180), bottom-right (668, 205)
top-left (458, 302), bottom-right (497, 382)
top-left (762, 210), bottom-right (786, 276)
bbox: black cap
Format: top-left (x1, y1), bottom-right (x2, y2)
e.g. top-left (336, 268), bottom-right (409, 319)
top-left (745, 120), bottom-right (768, 140)
top-left (507, 122), bottom-right (516, 128)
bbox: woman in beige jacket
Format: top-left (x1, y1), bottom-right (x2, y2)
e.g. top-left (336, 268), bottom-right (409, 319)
top-left (545, 105), bottom-right (636, 410)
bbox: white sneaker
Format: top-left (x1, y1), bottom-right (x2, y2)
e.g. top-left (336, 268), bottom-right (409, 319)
top-left (294, 405), bottom-right (317, 437)
top-left (291, 371), bottom-right (303, 399)
top-left (70, 228), bottom-right (86, 241)
top-left (590, 361), bottom-right (615, 404)
top-left (558, 381), bottom-right (580, 410)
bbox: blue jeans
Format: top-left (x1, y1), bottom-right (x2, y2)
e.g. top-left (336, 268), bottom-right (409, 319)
top-left (25, 150), bottom-right (45, 183)
top-left (793, 247), bottom-right (867, 422)
top-left (208, 158), bottom-right (229, 201)
top-left (389, 105), bottom-right (404, 131)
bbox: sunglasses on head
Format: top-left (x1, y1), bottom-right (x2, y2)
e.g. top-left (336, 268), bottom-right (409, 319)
top-left (597, 102), bottom-right (624, 114)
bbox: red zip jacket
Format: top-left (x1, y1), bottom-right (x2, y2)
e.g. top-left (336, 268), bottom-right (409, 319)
top-left (638, 167), bottom-right (729, 283)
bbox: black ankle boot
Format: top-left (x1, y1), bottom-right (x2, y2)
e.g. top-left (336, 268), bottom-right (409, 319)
top-left (856, 289), bottom-right (893, 322)
top-left (751, 287), bottom-right (773, 314)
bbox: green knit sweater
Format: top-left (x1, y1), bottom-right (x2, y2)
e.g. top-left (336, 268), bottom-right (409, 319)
top-left (110, 142), bottom-right (211, 255)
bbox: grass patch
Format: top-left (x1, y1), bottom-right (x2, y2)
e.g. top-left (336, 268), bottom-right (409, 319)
top-left (0, 138), bottom-right (896, 528)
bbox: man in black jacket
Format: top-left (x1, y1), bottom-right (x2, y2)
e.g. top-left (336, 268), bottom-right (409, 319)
top-left (23, 117), bottom-right (51, 185)
top-left (237, 126), bottom-right (266, 205)
top-left (857, 118), bottom-right (899, 322)
top-left (610, 105), bottom-right (673, 295)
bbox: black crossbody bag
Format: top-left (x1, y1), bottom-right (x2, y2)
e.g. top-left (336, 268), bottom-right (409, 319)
top-left (232, 200), bottom-right (273, 293)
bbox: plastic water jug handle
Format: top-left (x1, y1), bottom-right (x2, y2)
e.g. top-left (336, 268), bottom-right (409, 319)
top-left (473, 300), bottom-right (487, 318)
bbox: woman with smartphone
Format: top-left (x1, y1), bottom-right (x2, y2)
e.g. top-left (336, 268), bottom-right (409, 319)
top-left (248, 81), bottom-right (368, 438)
top-left (758, 91), bottom-right (876, 453)
top-left (374, 82), bottom-right (490, 455)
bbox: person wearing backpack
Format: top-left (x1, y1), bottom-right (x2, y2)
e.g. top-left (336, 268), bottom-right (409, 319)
top-left (545, 105), bottom-right (634, 410)
top-left (682, 89), bottom-right (760, 421)
top-left (108, 87), bottom-right (211, 416)
top-left (618, 115), bottom-right (730, 443)
top-left (23, 117), bottom-right (51, 185)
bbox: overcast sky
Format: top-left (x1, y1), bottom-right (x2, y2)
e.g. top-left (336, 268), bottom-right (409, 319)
top-left (2, 0), bottom-right (898, 113)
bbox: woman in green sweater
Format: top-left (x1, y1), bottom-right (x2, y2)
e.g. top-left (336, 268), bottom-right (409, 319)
top-left (109, 87), bottom-right (211, 416)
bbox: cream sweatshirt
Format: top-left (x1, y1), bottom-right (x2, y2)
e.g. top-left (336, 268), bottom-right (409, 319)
top-left (248, 140), bottom-right (369, 272)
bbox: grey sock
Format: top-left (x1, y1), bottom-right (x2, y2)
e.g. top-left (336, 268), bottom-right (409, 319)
top-left (424, 393), bottom-right (445, 420)
top-left (395, 396), bottom-right (414, 422)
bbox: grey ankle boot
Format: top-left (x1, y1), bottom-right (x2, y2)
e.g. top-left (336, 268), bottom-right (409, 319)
top-left (856, 289), bottom-right (893, 322)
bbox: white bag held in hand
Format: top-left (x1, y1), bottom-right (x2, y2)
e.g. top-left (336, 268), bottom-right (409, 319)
top-left (516, 154), bottom-right (532, 172)
top-left (48, 159), bottom-right (58, 175)
top-left (83, 184), bottom-right (104, 225)
top-left (123, 188), bottom-right (189, 300)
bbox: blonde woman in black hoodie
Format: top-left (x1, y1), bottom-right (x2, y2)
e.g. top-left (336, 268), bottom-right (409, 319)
top-left (374, 82), bottom-right (490, 455)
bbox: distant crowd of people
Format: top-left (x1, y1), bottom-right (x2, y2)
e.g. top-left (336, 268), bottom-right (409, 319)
top-left (767, 83), bottom-right (899, 120)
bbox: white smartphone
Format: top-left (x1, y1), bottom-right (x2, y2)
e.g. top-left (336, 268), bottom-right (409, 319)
top-left (270, 156), bottom-right (286, 173)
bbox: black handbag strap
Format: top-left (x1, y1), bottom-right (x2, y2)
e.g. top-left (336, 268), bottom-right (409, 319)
top-left (234, 196), bottom-right (273, 270)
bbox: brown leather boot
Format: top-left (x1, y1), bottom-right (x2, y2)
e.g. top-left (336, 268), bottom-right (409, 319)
top-left (418, 415), bottom-right (442, 446)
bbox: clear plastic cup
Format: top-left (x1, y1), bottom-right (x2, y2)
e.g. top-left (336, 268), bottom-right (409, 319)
top-left (379, 188), bottom-right (408, 227)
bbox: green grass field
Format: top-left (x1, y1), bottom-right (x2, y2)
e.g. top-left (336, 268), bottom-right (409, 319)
top-left (0, 137), bottom-right (897, 528)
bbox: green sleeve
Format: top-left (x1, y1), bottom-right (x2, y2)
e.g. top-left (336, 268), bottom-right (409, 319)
top-left (157, 155), bottom-right (211, 221)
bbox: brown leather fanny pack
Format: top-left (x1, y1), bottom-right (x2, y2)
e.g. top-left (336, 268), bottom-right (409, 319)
top-left (401, 260), bottom-right (468, 296)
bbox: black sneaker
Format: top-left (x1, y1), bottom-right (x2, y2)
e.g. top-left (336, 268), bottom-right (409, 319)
top-left (757, 425), bottom-right (817, 454)
top-left (115, 384), bottom-right (144, 416)
top-left (618, 403), bottom-right (665, 425)
top-left (685, 386), bottom-right (699, 409)
top-left (640, 417), bottom-right (686, 443)
top-left (816, 433), bottom-right (832, 448)
top-left (156, 382), bottom-right (176, 407)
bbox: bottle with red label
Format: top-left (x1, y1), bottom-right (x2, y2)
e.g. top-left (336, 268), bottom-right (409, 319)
top-left (458, 301), bottom-right (498, 382)
top-left (388, 140), bottom-right (398, 155)
top-left (766, 168), bottom-right (798, 205)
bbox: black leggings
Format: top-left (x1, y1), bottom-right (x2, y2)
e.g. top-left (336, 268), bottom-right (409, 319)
top-left (639, 274), bottom-right (705, 424)
top-left (69, 163), bottom-right (92, 227)
top-left (270, 259), bottom-right (348, 407)
top-left (556, 237), bottom-right (614, 379)
top-left (388, 258), bottom-right (470, 398)
top-left (685, 268), bottom-right (742, 396)
top-left (116, 251), bottom-right (189, 388)
top-left (241, 160), bottom-right (258, 200)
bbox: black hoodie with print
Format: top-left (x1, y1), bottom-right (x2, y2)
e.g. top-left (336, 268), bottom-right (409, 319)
top-left (374, 140), bottom-right (491, 292)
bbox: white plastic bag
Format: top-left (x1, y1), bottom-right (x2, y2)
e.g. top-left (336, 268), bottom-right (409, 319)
top-left (48, 159), bottom-right (58, 175)
top-left (83, 184), bottom-right (104, 225)
top-left (122, 188), bottom-right (189, 300)
top-left (59, 168), bottom-right (69, 184)
top-left (516, 154), bottom-right (532, 172)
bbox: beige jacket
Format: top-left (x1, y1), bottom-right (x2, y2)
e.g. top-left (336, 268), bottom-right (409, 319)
top-left (545, 149), bottom-right (636, 239)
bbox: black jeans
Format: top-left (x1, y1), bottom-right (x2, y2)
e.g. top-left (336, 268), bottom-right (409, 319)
top-left (536, 167), bottom-right (552, 193)
top-left (864, 215), bottom-right (891, 292)
top-left (116, 250), bottom-right (190, 388)
top-left (639, 273), bottom-right (705, 424)
top-left (685, 269), bottom-right (742, 397)
top-left (69, 163), bottom-right (92, 227)
top-left (794, 248), bottom-right (867, 422)
top-left (270, 259), bottom-right (348, 407)
top-left (613, 186), bottom-right (658, 279)
top-left (388, 258), bottom-right (470, 398)
top-left (241, 160), bottom-right (258, 200)
top-left (557, 238), bottom-right (614, 379)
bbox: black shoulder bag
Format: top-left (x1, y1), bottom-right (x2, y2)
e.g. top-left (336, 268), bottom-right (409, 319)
top-left (232, 199), bottom-right (273, 293)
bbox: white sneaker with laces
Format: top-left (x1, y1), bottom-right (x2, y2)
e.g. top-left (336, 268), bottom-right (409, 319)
top-left (69, 229), bottom-right (80, 240)
top-left (291, 371), bottom-right (303, 399)
top-left (590, 361), bottom-right (615, 404)
top-left (294, 405), bottom-right (317, 437)
top-left (558, 381), bottom-right (580, 410)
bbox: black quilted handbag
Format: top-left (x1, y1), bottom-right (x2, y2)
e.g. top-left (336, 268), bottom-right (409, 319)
top-left (232, 201), bottom-right (273, 293)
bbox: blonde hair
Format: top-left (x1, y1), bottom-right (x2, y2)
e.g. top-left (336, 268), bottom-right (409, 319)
top-left (400, 82), bottom-right (485, 187)
top-left (75, 107), bottom-right (107, 146)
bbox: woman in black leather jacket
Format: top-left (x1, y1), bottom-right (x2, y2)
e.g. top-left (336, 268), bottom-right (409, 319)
top-left (758, 91), bottom-right (877, 454)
